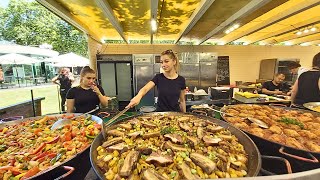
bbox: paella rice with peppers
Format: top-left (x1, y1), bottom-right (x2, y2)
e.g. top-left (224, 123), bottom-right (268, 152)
top-left (0, 114), bottom-right (101, 180)
top-left (95, 114), bottom-right (248, 179)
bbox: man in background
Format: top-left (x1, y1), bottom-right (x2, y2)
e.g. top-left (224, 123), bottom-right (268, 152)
top-left (262, 73), bottom-right (290, 95)
top-left (288, 61), bottom-right (309, 79)
top-left (52, 67), bottom-right (74, 112)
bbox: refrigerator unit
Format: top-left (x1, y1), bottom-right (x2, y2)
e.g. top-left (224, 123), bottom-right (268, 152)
top-left (259, 58), bottom-right (299, 83)
top-left (97, 54), bottom-right (134, 110)
top-left (133, 54), bottom-right (155, 109)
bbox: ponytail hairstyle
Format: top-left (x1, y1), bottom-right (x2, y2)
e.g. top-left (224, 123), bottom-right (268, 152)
top-left (80, 66), bottom-right (95, 83)
top-left (161, 49), bottom-right (180, 72)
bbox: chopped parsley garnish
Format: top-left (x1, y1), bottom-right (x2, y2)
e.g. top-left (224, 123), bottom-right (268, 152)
top-left (279, 117), bottom-right (304, 129)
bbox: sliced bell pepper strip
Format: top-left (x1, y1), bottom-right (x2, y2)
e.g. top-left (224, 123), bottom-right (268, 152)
top-left (46, 135), bottom-right (60, 144)
top-left (85, 133), bottom-right (95, 139)
top-left (32, 152), bottom-right (50, 161)
top-left (21, 167), bottom-right (40, 180)
top-left (30, 143), bottom-right (46, 155)
top-left (13, 173), bottom-right (26, 180)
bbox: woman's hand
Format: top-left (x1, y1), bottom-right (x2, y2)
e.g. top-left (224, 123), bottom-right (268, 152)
top-left (126, 96), bottom-right (141, 108)
top-left (91, 84), bottom-right (102, 96)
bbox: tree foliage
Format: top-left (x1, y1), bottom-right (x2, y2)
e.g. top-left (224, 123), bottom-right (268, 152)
top-left (0, 0), bottom-right (88, 57)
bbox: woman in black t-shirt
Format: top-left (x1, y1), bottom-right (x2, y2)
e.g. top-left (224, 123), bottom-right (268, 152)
top-left (127, 49), bottom-right (186, 112)
top-left (291, 52), bottom-right (320, 105)
top-left (66, 66), bottom-right (108, 113)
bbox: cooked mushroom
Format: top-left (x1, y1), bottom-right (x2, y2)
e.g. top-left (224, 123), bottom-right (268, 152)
top-left (190, 153), bottom-right (216, 174)
top-left (145, 152), bottom-right (173, 165)
top-left (119, 151), bottom-right (140, 177)
top-left (197, 127), bottom-right (204, 139)
top-left (207, 125), bottom-right (224, 133)
top-left (107, 142), bottom-right (128, 152)
top-left (203, 136), bottom-right (222, 146)
top-left (118, 123), bottom-right (132, 130)
top-left (179, 122), bottom-right (192, 132)
top-left (143, 131), bottom-right (161, 139)
top-left (128, 131), bottom-right (143, 139)
top-left (163, 141), bottom-right (188, 152)
top-left (177, 162), bottom-right (200, 180)
top-left (164, 134), bottom-right (183, 144)
top-left (102, 137), bottom-right (123, 147)
top-left (141, 121), bottom-right (157, 128)
top-left (107, 129), bottom-right (125, 137)
top-left (142, 168), bottom-right (168, 180)
top-left (136, 147), bottom-right (153, 155)
top-left (219, 135), bottom-right (233, 141)
top-left (186, 136), bottom-right (199, 148)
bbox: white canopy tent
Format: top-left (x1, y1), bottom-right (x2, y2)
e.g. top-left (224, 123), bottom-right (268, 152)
top-left (44, 52), bottom-right (89, 67)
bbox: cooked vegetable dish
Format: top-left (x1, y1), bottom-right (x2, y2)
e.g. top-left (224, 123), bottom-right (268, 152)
top-left (96, 114), bottom-right (248, 179)
top-left (223, 105), bottom-right (320, 152)
top-left (0, 114), bottom-right (101, 180)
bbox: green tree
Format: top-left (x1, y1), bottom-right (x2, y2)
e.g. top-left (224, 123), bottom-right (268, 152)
top-left (0, 0), bottom-right (88, 57)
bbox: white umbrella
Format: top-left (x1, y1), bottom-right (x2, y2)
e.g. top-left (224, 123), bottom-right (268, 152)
top-left (44, 52), bottom-right (89, 67)
top-left (0, 53), bottom-right (41, 64)
top-left (0, 53), bottom-right (41, 87)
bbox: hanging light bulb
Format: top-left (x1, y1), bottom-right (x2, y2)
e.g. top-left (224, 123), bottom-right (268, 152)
top-left (303, 29), bottom-right (309, 33)
top-left (311, 27), bottom-right (317, 31)
top-left (225, 29), bottom-right (230, 34)
top-left (296, 31), bottom-right (302, 35)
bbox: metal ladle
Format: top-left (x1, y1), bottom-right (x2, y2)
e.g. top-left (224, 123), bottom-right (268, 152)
top-left (51, 107), bottom-right (99, 131)
top-left (210, 107), bottom-right (269, 129)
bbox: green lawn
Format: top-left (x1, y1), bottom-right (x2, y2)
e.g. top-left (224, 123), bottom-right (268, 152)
top-left (0, 84), bottom-right (61, 115)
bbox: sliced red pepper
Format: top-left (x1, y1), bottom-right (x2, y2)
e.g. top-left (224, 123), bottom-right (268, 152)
top-left (21, 166), bottom-right (40, 180)
top-left (32, 152), bottom-right (50, 161)
top-left (46, 135), bottom-right (60, 144)
top-left (47, 153), bottom-right (57, 159)
top-left (30, 143), bottom-right (46, 155)
top-left (64, 124), bottom-right (71, 130)
top-left (37, 156), bottom-right (46, 163)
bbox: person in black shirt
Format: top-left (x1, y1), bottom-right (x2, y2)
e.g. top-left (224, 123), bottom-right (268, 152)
top-left (52, 67), bottom-right (74, 112)
top-left (66, 66), bottom-right (108, 113)
top-left (261, 73), bottom-right (289, 95)
top-left (291, 52), bottom-right (320, 105)
top-left (126, 49), bottom-right (186, 112)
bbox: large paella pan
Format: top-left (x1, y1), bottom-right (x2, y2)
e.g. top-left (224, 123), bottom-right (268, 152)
top-left (90, 112), bottom-right (261, 180)
top-left (0, 113), bottom-right (102, 180)
top-left (220, 104), bottom-right (320, 164)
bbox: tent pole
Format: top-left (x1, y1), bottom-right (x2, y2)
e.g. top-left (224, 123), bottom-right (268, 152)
top-left (57, 85), bottom-right (61, 113)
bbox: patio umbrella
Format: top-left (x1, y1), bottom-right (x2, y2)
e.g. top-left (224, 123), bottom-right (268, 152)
top-left (44, 52), bottom-right (89, 67)
top-left (0, 53), bottom-right (41, 87)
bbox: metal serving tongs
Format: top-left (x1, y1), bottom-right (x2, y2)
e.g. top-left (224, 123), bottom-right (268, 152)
top-left (51, 107), bottom-right (100, 131)
top-left (101, 107), bottom-right (130, 140)
top-left (210, 107), bottom-right (269, 129)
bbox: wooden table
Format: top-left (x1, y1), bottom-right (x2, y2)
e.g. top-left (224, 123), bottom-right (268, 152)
top-left (233, 94), bottom-right (291, 105)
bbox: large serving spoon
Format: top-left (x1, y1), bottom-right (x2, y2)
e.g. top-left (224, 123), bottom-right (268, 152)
top-left (51, 107), bottom-right (100, 131)
top-left (210, 107), bottom-right (269, 129)
top-left (101, 107), bottom-right (130, 140)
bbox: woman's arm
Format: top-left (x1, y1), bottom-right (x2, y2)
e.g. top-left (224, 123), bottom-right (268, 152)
top-left (66, 99), bottom-right (75, 113)
top-left (179, 89), bottom-right (186, 113)
top-left (126, 81), bottom-right (155, 108)
top-left (92, 85), bottom-right (108, 107)
top-left (290, 80), bottom-right (298, 104)
top-left (52, 75), bottom-right (60, 85)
